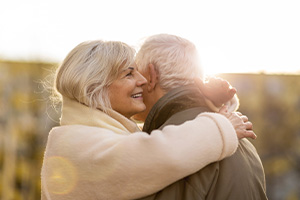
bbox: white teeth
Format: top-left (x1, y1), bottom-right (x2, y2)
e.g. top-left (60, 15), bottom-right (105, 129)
top-left (132, 93), bottom-right (142, 98)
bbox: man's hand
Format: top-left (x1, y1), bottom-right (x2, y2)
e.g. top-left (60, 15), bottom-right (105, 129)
top-left (194, 77), bottom-right (237, 107)
top-left (219, 106), bottom-right (257, 140)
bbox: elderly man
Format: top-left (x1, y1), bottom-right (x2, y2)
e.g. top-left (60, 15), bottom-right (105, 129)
top-left (134, 34), bottom-right (268, 200)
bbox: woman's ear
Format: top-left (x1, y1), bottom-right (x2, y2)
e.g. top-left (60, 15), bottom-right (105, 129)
top-left (147, 64), bottom-right (158, 92)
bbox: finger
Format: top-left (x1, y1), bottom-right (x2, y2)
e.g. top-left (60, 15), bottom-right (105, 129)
top-left (245, 121), bottom-right (253, 130)
top-left (244, 130), bottom-right (257, 140)
top-left (228, 87), bottom-right (237, 97)
top-left (219, 78), bottom-right (234, 90)
top-left (236, 112), bottom-right (242, 116)
top-left (241, 115), bottom-right (249, 122)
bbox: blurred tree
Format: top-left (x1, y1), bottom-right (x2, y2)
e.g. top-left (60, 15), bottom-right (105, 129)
top-left (0, 61), bottom-right (299, 200)
top-left (0, 60), bottom-right (59, 200)
top-left (220, 73), bottom-right (300, 200)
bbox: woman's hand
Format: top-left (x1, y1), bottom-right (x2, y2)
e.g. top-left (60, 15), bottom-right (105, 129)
top-left (194, 77), bottom-right (237, 107)
top-left (219, 106), bottom-right (257, 140)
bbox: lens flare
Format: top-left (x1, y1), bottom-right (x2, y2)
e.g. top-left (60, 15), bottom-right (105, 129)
top-left (44, 156), bottom-right (77, 195)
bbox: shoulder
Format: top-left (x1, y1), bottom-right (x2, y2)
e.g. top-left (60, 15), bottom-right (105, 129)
top-left (50, 124), bottom-right (115, 136)
top-left (47, 125), bottom-right (119, 148)
top-left (160, 107), bottom-right (211, 129)
top-left (238, 139), bottom-right (261, 161)
top-left (218, 139), bottom-right (263, 175)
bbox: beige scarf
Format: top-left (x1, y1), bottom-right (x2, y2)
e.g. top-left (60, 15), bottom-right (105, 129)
top-left (60, 97), bottom-right (141, 135)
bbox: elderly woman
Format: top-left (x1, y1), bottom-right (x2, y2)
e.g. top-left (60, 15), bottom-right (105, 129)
top-left (41, 40), bottom-right (251, 200)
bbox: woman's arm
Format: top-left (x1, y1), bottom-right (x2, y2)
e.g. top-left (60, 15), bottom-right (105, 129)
top-left (43, 112), bottom-right (239, 200)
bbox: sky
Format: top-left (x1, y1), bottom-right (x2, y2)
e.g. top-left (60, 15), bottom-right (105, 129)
top-left (0, 0), bottom-right (299, 74)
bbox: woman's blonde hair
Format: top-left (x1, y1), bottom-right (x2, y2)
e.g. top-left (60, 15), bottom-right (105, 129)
top-left (54, 40), bottom-right (136, 112)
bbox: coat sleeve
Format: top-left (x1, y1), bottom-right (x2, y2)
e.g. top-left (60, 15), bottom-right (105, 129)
top-left (42, 112), bottom-right (238, 200)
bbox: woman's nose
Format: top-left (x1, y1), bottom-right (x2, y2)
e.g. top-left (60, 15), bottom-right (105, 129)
top-left (136, 71), bottom-right (147, 86)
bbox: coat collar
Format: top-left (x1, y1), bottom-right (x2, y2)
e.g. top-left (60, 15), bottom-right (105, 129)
top-left (143, 84), bottom-right (210, 133)
top-left (60, 97), bottom-right (141, 134)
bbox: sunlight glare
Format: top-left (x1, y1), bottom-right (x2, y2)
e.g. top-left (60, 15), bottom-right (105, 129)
top-left (197, 45), bottom-right (236, 76)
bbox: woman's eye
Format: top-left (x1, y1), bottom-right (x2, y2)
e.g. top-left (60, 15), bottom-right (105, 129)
top-left (126, 72), bottom-right (133, 77)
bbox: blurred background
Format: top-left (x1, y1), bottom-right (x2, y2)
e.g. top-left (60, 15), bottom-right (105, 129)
top-left (0, 0), bottom-right (299, 199)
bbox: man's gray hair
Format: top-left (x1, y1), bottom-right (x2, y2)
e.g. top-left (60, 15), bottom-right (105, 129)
top-left (136, 34), bottom-right (203, 91)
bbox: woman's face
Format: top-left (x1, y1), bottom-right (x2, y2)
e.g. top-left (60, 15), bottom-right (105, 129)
top-left (108, 63), bottom-right (147, 118)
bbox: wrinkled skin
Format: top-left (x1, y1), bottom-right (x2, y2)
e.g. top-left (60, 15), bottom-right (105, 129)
top-left (219, 106), bottom-right (257, 140)
top-left (195, 77), bottom-right (237, 107)
top-left (195, 77), bottom-right (257, 140)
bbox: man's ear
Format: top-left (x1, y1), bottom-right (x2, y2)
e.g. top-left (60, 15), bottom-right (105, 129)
top-left (147, 64), bottom-right (158, 92)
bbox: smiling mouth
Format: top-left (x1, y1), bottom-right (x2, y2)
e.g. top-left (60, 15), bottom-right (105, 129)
top-left (131, 93), bottom-right (143, 98)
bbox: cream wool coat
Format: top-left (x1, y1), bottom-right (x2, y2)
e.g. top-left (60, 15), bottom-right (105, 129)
top-left (41, 98), bottom-right (238, 200)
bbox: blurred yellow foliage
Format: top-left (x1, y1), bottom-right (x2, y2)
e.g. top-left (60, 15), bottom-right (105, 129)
top-left (0, 60), bottom-right (299, 200)
top-left (264, 157), bottom-right (292, 176)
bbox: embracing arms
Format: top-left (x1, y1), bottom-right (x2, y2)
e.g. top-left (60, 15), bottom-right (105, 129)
top-left (42, 112), bottom-right (241, 200)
